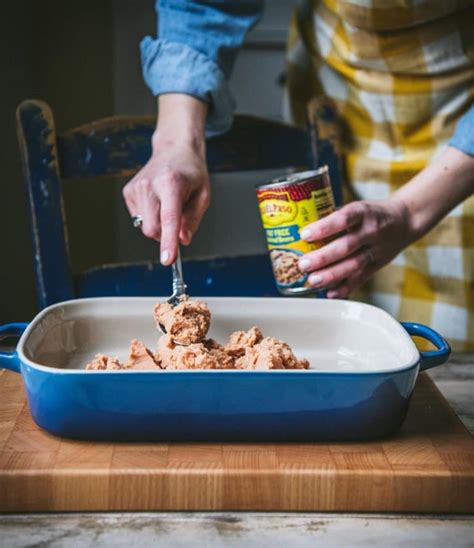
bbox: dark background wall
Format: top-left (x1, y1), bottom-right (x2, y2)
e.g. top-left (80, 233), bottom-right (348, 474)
top-left (1, 1), bottom-right (115, 323)
top-left (0, 0), bottom-right (295, 324)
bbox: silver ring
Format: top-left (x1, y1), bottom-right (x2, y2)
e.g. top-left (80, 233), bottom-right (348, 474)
top-left (366, 247), bottom-right (375, 265)
top-left (132, 215), bottom-right (143, 228)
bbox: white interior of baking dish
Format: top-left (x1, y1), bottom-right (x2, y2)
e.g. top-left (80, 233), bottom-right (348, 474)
top-left (19, 297), bottom-right (420, 373)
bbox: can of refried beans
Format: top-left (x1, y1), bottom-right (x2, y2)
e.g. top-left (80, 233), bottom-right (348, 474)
top-left (256, 167), bottom-right (336, 296)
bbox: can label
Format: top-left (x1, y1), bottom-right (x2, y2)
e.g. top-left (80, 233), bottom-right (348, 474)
top-left (256, 167), bottom-right (335, 295)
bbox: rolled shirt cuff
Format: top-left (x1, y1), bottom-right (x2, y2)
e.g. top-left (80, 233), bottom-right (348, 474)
top-left (449, 104), bottom-right (474, 157)
top-left (140, 37), bottom-right (235, 137)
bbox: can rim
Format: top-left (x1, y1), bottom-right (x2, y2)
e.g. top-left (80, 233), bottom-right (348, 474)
top-left (256, 166), bottom-right (329, 191)
top-left (278, 286), bottom-right (328, 295)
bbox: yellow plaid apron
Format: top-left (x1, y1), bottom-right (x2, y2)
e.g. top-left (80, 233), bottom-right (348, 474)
top-left (285, 0), bottom-right (474, 350)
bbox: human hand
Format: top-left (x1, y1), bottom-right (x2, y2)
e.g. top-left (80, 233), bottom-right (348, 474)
top-left (122, 143), bottom-right (210, 264)
top-left (298, 199), bottom-right (412, 298)
top-left (122, 94), bottom-right (210, 265)
top-left (298, 145), bottom-right (474, 298)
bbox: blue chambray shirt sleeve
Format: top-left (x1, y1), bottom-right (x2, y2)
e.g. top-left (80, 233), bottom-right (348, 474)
top-left (449, 104), bottom-right (474, 157)
top-left (140, 0), bottom-right (264, 137)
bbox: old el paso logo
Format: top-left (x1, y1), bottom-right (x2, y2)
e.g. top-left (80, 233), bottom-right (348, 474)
top-left (259, 192), bottom-right (298, 226)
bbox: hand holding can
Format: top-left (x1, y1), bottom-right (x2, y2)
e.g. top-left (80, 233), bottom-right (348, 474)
top-left (256, 167), bottom-right (336, 296)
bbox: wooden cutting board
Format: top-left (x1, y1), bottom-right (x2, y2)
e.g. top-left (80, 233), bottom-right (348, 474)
top-left (0, 369), bottom-right (473, 513)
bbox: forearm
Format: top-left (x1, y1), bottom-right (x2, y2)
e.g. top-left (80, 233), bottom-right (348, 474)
top-left (153, 94), bottom-right (208, 154)
top-left (393, 146), bottom-right (474, 241)
top-left (123, 93), bottom-right (211, 262)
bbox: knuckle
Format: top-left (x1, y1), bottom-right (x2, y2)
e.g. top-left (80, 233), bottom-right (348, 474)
top-left (202, 190), bottom-right (211, 209)
top-left (314, 223), bottom-right (326, 239)
top-left (312, 251), bottom-right (325, 267)
top-left (356, 201), bottom-right (369, 216)
top-left (344, 202), bottom-right (363, 225)
top-left (325, 269), bottom-right (337, 285)
top-left (349, 233), bottom-right (363, 252)
top-left (122, 184), bottom-right (132, 200)
top-left (161, 166), bottom-right (181, 185)
top-left (341, 209), bottom-right (353, 227)
top-left (364, 220), bottom-right (378, 239)
top-left (137, 177), bottom-right (152, 191)
top-left (300, 251), bottom-right (315, 269)
top-left (338, 239), bottom-right (351, 256)
top-left (161, 210), bottom-right (180, 225)
top-left (352, 253), bottom-right (366, 271)
top-left (142, 225), bottom-right (159, 239)
top-left (373, 214), bottom-right (383, 231)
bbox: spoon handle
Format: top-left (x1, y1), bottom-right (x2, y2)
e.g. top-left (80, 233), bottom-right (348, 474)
top-left (171, 248), bottom-right (188, 298)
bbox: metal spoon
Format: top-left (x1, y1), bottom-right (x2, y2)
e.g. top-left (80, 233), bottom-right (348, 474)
top-left (131, 217), bottom-right (189, 342)
top-left (157, 248), bottom-right (189, 339)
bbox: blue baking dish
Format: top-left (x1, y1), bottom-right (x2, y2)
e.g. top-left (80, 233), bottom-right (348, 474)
top-left (0, 297), bottom-right (450, 441)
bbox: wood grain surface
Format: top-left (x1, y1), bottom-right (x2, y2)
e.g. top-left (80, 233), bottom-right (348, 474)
top-left (0, 370), bottom-right (472, 513)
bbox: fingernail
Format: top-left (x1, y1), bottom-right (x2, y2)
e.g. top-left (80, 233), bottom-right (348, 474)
top-left (161, 250), bottom-right (170, 265)
top-left (299, 258), bottom-right (311, 271)
top-left (309, 274), bottom-right (323, 286)
top-left (184, 229), bottom-right (192, 244)
top-left (300, 228), bottom-right (312, 241)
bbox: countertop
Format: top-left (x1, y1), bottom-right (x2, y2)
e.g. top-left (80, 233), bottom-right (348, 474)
top-left (1, 353), bottom-right (473, 548)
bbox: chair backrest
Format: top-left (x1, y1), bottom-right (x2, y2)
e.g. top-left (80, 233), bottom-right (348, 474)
top-left (16, 99), bottom-right (342, 309)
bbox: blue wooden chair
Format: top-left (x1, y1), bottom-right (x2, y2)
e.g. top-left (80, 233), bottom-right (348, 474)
top-left (16, 99), bottom-right (343, 309)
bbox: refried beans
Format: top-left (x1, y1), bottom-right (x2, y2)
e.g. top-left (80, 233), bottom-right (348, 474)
top-left (86, 298), bottom-right (309, 371)
top-left (270, 249), bottom-right (304, 285)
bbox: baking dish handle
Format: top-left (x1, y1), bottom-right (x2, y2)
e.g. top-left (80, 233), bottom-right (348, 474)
top-left (401, 322), bottom-right (451, 371)
top-left (0, 323), bottom-right (28, 374)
